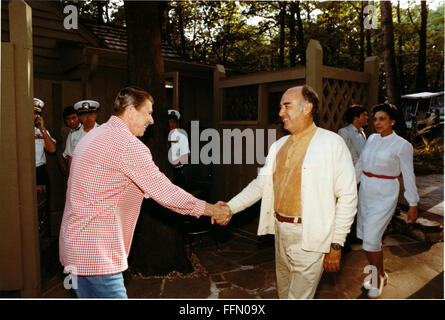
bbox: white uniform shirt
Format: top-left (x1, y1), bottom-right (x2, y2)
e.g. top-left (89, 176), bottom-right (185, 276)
top-left (355, 132), bottom-right (419, 206)
top-left (168, 129), bottom-right (190, 165)
top-left (35, 127), bottom-right (56, 167)
top-left (63, 123), bottom-right (99, 159)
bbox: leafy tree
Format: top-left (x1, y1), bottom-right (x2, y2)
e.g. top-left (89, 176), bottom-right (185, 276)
top-left (73, 0), bottom-right (443, 96)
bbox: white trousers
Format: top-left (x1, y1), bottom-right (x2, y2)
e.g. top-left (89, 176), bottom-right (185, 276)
top-left (274, 220), bottom-right (325, 299)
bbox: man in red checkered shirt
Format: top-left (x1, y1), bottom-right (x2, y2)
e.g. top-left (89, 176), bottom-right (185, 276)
top-left (59, 86), bottom-right (231, 298)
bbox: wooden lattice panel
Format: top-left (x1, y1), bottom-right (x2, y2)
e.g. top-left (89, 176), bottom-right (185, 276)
top-left (319, 78), bottom-right (368, 132)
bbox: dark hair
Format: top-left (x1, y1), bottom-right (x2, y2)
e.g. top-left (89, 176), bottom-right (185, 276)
top-left (372, 103), bottom-right (398, 120)
top-left (344, 105), bottom-right (368, 123)
top-left (63, 106), bottom-right (77, 119)
top-left (301, 85), bottom-right (319, 116)
top-left (168, 111), bottom-right (179, 121)
top-left (113, 86), bottom-right (154, 116)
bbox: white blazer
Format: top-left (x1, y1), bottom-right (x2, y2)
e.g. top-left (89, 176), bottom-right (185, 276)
top-left (227, 127), bottom-right (357, 253)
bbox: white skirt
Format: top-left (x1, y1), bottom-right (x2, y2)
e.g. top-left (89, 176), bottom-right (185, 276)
top-left (356, 175), bottom-right (399, 252)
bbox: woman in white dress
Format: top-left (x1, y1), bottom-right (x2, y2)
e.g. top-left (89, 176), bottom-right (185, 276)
top-left (355, 103), bottom-right (419, 298)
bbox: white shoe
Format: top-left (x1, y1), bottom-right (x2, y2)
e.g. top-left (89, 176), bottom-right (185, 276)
top-left (364, 272), bottom-right (388, 289)
top-left (367, 274), bottom-right (388, 299)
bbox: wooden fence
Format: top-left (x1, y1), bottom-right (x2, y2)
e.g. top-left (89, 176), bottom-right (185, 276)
top-left (0, 1), bottom-right (41, 296)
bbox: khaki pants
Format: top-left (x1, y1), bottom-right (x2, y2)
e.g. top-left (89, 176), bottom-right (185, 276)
top-left (275, 220), bottom-right (325, 299)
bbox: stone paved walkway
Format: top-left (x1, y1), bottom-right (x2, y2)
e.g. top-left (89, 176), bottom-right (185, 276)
top-left (40, 174), bottom-right (443, 299)
top-left (42, 224), bottom-right (443, 299)
top-left (399, 174), bottom-right (443, 219)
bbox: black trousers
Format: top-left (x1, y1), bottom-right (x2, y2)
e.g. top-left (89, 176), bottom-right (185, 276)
top-left (346, 183), bottom-right (361, 245)
top-left (36, 164), bottom-right (49, 186)
top-left (36, 164), bottom-right (50, 236)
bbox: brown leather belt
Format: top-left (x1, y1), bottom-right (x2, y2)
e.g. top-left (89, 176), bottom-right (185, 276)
top-left (275, 212), bottom-right (302, 224)
top-left (363, 171), bottom-right (398, 180)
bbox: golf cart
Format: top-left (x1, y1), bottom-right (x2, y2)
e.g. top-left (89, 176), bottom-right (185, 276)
top-left (402, 91), bottom-right (444, 129)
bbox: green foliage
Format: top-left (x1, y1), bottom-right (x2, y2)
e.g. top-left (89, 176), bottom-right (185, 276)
top-left (75, 0), bottom-right (443, 94)
top-left (393, 1), bottom-right (444, 93)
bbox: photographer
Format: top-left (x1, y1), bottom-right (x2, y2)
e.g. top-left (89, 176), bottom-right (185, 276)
top-left (34, 98), bottom-right (56, 236)
top-left (34, 98), bottom-right (56, 184)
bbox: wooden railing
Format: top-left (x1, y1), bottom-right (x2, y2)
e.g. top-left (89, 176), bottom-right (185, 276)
top-left (213, 39), bottom-right (379, 132)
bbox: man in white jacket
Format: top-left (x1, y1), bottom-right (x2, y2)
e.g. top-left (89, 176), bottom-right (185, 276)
top-left (220, 85), bottom-right (357, 299)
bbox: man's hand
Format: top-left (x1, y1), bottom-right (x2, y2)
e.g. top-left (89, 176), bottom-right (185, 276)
top-left (214, 201), bottom-right (233, 226)
top-left (35, 115), bottom-right (56, 153)
top-left (35, 115), bottom-right (45, 131)
top-left (407, 206), bottom-right (418, 223)
top-left (203, 202), bottom-right (232, 226)
top-left (323, 245), bottom-right (342, 272)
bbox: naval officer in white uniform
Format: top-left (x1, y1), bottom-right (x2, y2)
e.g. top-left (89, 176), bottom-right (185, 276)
top-left (63, 100), bottom-right (100, 171)
top-left (167, 109), bottom-right (190, 189)
top-left (34, 98), bottom-right (56, 236)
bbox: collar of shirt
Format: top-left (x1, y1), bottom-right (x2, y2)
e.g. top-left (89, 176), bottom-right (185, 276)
top-left (348, 123), bottom-right (362, 133)
top-left (378, 131), bottom-right (396, 140)
top-left (291, 122), bottom-right (317, 143)
top-left (108, 115), bottom-right (132, 135)
top-left (77, 122), bottom-right (100, 134)
top-left (71, 124), bottom-right (82, 132)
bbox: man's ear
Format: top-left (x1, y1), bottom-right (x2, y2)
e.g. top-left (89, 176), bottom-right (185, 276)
top-left (303, 101), bottom-right (313, 116)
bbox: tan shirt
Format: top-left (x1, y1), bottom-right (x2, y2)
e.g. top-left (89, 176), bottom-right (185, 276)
top-left (273, 123), bottom-right (317, 217)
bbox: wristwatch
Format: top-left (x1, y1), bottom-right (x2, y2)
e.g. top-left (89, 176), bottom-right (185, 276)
top-left (331, 243), bottom-right (342, 251)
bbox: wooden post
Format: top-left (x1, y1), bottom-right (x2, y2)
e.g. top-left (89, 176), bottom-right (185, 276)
top-left (305, 39), bottom-right (323, 107)
top-left (3, 0), bottom-right (41, 297)
top-left (0, 42), bottom-right (24, 293)
top-left (212, 65), bottom-right (226, 200)
top-left (213, 64), bottom-right (226, 127)
top-left (364, 56), bottom-right (380, 109)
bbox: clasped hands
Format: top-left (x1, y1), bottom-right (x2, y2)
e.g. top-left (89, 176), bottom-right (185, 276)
top-left (204, 201), bottom-right (233, 226)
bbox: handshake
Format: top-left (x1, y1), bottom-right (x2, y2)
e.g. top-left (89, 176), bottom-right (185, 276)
top-left (203, 201), bottom-right (233, 226)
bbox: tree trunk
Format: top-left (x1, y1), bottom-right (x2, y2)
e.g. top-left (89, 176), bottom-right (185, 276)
top-left (415, 0), bottom-right (428, 92)
top-left (397, 1), bottom-right (406, 94)
top-left (124, 1), bottom-right (193, 276)
top-left (279, 2), bottom-right (286, 69)
top-left (366, 29), bottom-right (372, 57)
top-left (296, 1), bottom-right (305, 65)
top-left (96, 0), bottom-right (105, 23)
top-left (105, 0), bottom-right (110, 23)
top-left (178, 4), bottom-right (187, 58)
top-left (364, 1), bottom-right (372, 57)
top-left (289, 2), bottom-right (296, 67)
top-left (359, 1), bottom-right (364, 71)
top-left (380, 1), bottom-right (406, 137)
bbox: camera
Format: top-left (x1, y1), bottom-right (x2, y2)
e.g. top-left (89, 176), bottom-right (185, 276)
top-left (34, 115), bottom-right (42, 128)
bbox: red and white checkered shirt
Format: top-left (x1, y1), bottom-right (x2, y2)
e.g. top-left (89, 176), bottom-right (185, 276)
top-left (59, 116), bottom-right (206, 276)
